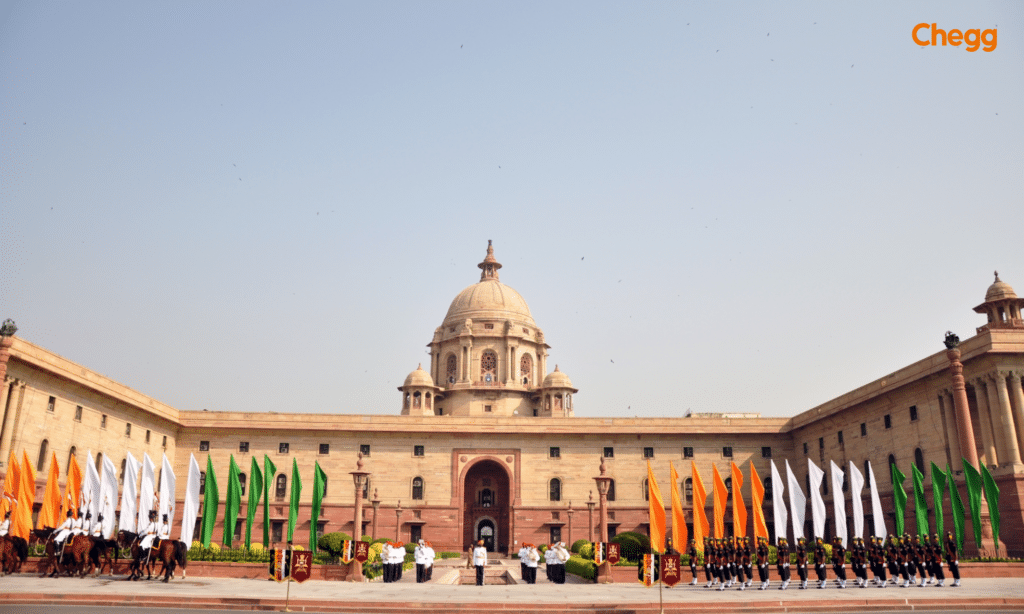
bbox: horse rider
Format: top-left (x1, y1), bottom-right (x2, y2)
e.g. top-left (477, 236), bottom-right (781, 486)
top-left (91, 513), bottom-right (106, 538)
top-left (0, 509), bottom-right (10, 537)
top-left (139, 510), bottom-right (159, 565)
top-left (158, 514), bottom-right (171, 543)
top-left (54, 509), bottom-right (75, 552)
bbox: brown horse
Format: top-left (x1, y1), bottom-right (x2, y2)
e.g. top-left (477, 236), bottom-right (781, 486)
top-left (0, 535), bottom-right (28, 574)
top-left (85, 536), bottom-right (119, 576)
top-left (116, 530), bottom-right (186, 582)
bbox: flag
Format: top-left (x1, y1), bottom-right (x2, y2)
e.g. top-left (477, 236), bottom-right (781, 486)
top-left (160, 453), bottom-right (176, 525)
top-left (224, 455), bottom-right (242, 547)
top-left (201, 455), bottom-right (219, 548)
top-left (0, 452), bottom-right (18, 520)
top-left (691, 461), bottom-right (708, 552)
top-left (138, 453), bottom-right (156, 530)
top-left (785, 460), bottom-right (806, 541)
top-left (37, 451), bottom-right (62, 529)
top-left (891, 461), bottom-right (907, 536)
top-left (962, 459), bottom-right (983, 548)
top-left (288, 458), bottom-right (302, 542)
top-left (769, 460), bottom-right (788, 545)
top-left (712, 464), bottom-right (727, 539)
top-left (263, 455), bottom-right (276, 547)
top-left (639, 553), bottom-right (659, 586)
top-left (13, 450), bottom-right (36, 539)
top-left (669, 462), bottom-right (687, 551)
top-left (946, 464), bottom-right (965, 553)
top-left (749, 461), bottom-right (768, 541)
top-left (646, 461), bottom-right (665, 553)
top-left (730, 462), bottom-right (746, 538)
top-left (981, 464), bottom-right (1000, 552)
top-left (807, 459), bottom-right (826, 539)
top-left (62, 451), bottom-right (82, 520)
top-left (119, 452), bottom-right (141, 534)
top-left (911, 464), bottom-right (928, 536)
top-left (311, 461), bottom-right (327, 553)
top-left (848, 461), bottom-right (865, 540)
top-left (867, 460), bottom-right (886, 539)
top-left (82, 450), bottom-right (101, 518)
top-left (930, 462), bottom-right (946, 538)
top-left (99, 453), bottom-right (118, 538)
top-left (181, 453), bottom-right (201, 548)
top-left (829, 460), bottom-right (847, 547)
top-left (246, 456), bottom-right (263, 549)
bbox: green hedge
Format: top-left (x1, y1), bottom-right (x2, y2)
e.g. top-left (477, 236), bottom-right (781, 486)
top-left (566, 555), bottom-right (596, 581)
top-left (570, 539), bottom-right (589, 554)
top-left (611, 532), bottom-right (650, 562)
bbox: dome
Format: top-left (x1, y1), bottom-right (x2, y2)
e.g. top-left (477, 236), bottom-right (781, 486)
top-left (985, 272), bottom-right (1017, 302)
top-left (403, 364), bottom-right (434, 388)
top-left (542, 365), bottom-right (574, 389)
top-left (444, 280), bottom-right (535, 326)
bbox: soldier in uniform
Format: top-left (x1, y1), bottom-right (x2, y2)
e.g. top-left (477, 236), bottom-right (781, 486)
top-left (930, 534), bottom-right (945, 587)
top-left (741, 536), bottom-right (753, 588)
top-left (777, 537), bottom-right (791, 590)
top-left (415, 539), bottom-right (431, 583)
top-left (813, 537), bottom-right (828, 589)
top-left (703, 538), bottom-right (716, 588)
top-left (874, 536), bottom-right (888, 587)
top-left (687, 539), bottom-right (700, 585)
top-left (831, 536), bottom-right (847, 588)
top-left (756, 536), bottom-right (770, 590)
top-left (944, 532), bottom-right (960, 587)
top-left (523, 543), bottom-right (539, 584)
top-left (0, 509), bottom-right (10, 537)
top-left (472, 539), bottom-right (487, 586)
top-left (897, 536), bottom-right (912, 587)
top-left (518, 542), bottom-right (529, 581)
top-left (54, 510), bottom-right (75, 549)
top-left (795, 537), bottom-right (809, 589)
top-left (91, 513), bottom-right (105, 538)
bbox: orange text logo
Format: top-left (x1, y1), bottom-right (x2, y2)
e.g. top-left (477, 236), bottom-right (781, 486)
top-left (913, 23), bottom-right (997, 52)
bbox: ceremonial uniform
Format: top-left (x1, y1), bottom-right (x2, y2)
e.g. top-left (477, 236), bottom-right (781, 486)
top-left (0, 513), bottom-right (10, 537)
top-left (741, 537), bottom-right (753, 588)
top-left (944, 533), bottom-right (960, 587)
top-left (415, 540), bottom-right (431, 583)
top-left (777, 539), bottom-right (791, 590)
top-left (424, 542), bottom-right (435, 580)
top-left (139, 515), bottom-right (158, 551)
top-left (522, 544), bottom-right (539, 584)
top-left (687, 541), bottom-right (700, 585)
top-left (551, 542), bottom-right (569, 584)
top-left (873, 537), bottom-right (888, 586)
top-left (518, 544), bottom-right (529, 581)
top-left (756, 538), bottom-right (770, 590)
top-left (930, 535), bottom-right (945, 586)
top-left (703, 538), bottom-right (715, 587)
top-left (795, 539), bottom-right (808, 589)
top-left (54, 512), bottom-right (74, 546)
top-left (473, 541), bottom-right (488, 586)
top-left (544, 544), bottom-right (554, 581)
top-left (813, 539), bottom-right (827, 588)
top-left (91, 515), bottom-right (105, 538)
top-left (832, 538), bottom-right (847, 588)
top-left (391, 542), bottom-right (405, 581)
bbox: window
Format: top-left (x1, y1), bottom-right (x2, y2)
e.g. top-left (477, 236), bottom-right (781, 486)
top-left (550, 478), bottom-right (562, 501)
top-left (722, 446), bottom-right (733, 458)
top-left (239, 473), bottom-right (247, 496)
top-left (888, 454), bottom-right (897, 483)
top-left (603, 447), bottom-right (614, 459)
top-left (322, 475), bottom-right (328, 497)
top-left (683, 447), bottom-right (694, 459)
top-left (319, 443), bottom-right (330, 455)
top-left (359, 444), bottom-right (370, 456)
top-left (100, 414), bottom-right (107, 429)
top-left (484, 322), bottom-right (494, 329)
top-left (410, 524), bottom-right (422, 544)
top-left (162, 435), bottom-right (167, 448)
top-left (47, 396), bottom-right (55, 412)
top-left (272, 521), bottom-right (283, 543)
top-left (146, 430), bottom-right (151, 443)
top-left (279, 442), bottom-right (289, 454)
top-left (125, 423), bottom-right (132, 437)
top-left (199, 471), bottom-right (207, 495)
top-left (860, 423), bottom-right (867, 437)
top-left (484, 405), bottom-right (492, 413)
top-left (446, 354), bottom-right (457, 385)
top-left (37, 440), bottom-right (48, 471)
top-left (803, 442), bottom-right (808, 454)
top-left (761, 447), bottom-right (772, 458)
top-left (909, 405), bottom-right (919, 422)
top-left (520, 354), bottom-right (533, 385)
top-left (884, 414), bottom-right (892, 429)
top-left (549, 447), bottom-right (560, 458)
top-left (725, 477), bottom-right (732, 494)
top-left (764, 476), bottom-right (773, 498)
top-left (239, 442), bottom-right (249, 453)
top-left (684, 478), bottom-right (693, 504)
top-left (193, 518), bottom-right (203, 541)
top-left (200, 441), bottom-right (210, 452)
top-left (276, 474), bottom-right (287, 498)
top-left (412, 477), bottom-right (424, 500)
top-left (480, 350), bottom-right (497, 383)
top-left (550, 526), bottom-right (562, 544)
top-left (67, 447), bottom-right (77, 473)
top-left (74, 406), bottom-right (82, 421)
top-left (643, 447), bottom-right (654, 459)
top-left (837, 431), bottom-right (844, 448)
top-left (414, 445), bottom-right (425, 457)
top-left (914, 448), bottom-right (925, 473)
top-left (234, 520), bottom-right (243, 542)
top-left (642, 478), bottom-right (650, 501)
top-left (818, 437), bottom-right (824, 450)
top-left (120, 458), bottom-right (126, 481)
top-left (317, 521), bottom-right (328, 541)
top-left (607, 479), bottom-right (616, 501)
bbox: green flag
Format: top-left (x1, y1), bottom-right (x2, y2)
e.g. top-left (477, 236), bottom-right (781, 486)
top-left (981, 464), bottom-right (1001, 554)
top-left (288, 458), bottom-right (302, 542)
top-left (946, 464), bottom-right (965, 553)
top-left (930, 462), bottom-right (946, 538)
top-left (911, 464), bottom-right (928, 536)
top-left (310, 462), bottom-right (327, 553)
top-left (263, 455), bottom-right (276, 547)
top-left (224, 455), bottom-right (241, 547)
top-left (891, 462), bottom-right (907, 536)
top-left (201, 455), bottom-right (219, 548)
top-left (245, 456), bottom-right (263, 549)
top-left (962, 458), bottom-right (983, 549)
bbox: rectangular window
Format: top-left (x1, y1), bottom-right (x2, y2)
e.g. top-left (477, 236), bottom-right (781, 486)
top-left (272, 521), bottom-right (283, 543)
top-left (818, 437), bottom-right (824, 449)
top-left (199, 441), bottom-right (210, 451)
top-left (484, 323), bottom-right (494, 329)
top-left (722, 446), bottom-right (733, 458)
top-left (550, 526), bottom-right (562, 544)
top-left (146, 430), bottom-right (151, 443)
top-left (410, 525), bottom-right (422, 544)
top-left (74, 406), bottom-right (82, 421)
top-left (47, 396), bottom-right (56, 412)
top-left (761, 446), bottom-right (772, 458)
top-left (199, 471), bottom-right (206, 495)
top-left (484, 405), bottom-right (492, 413)
top-left (837, 431), bottom-right (844, 448)
top-left (884, 414), bottom-right (892, 429)
top-left (683, 447), bottom-right (694, 459)
top-left (803, 442), bottom-right (808, 454)
top-left (316, 521), bottom-right (327, 541)
top-left (125, 423), bottom-right (132, 437)
top-left (860, 423), bottom-right (867, 437)
top-left (319, 443), bottom-right (330, 455)
top-left (100, 414), bottom-right (107, 429)
top-left (643, 447), bottom-right (654, 459)
top-left (239, 441), bottom-right (249, 453)
top-left (279, 442), bottom-right (289, 454)
top-left (359, 444), bottom-right (370, 456)
top-left (603, 447), bottom-right (614, 458)
top-left (549, 447), bottom-right (560, 458)
top-left (909, 405), bottom-right (919, 421)
top-left (162, 435), bottom-right (167, 448)
top-left (414, 445), bottom-right (425, 457)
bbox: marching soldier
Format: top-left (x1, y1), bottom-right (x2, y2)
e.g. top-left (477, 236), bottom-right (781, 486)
top-left (91, 513), bottom-right (105, 538)
top-left (523, 543), bottom-right (540, 584)
top-left (777, 538), bottom-right (791, 590)
top-left (897, 535), bottom-right (912, 587)
top-left (832, 536), bottom-right (847, 588)
top-left (552, 542), bottom-right (569, 584)
top-left (703, 538), bottom-right (716, 588)
top-left (518, 542), bottom-right (529, 581)
top-left (795, 537), bottom-right (809, 589)
top-left (930, 534), bottom-right (945, 587)
top-left (415, 539), bottom-right (431, 583)
top-left (687, 539), bottom-right (700, 585)
top-left (741, 536), bottom-right (753, 588)
top-left (874, 536), bottom-right (888, 587)
top-left (944, 532), bottom-right (960, 587)
top-left (813, 537), bottom-right (828, 589)
top-left (756, 536), bottom-right (770, 590)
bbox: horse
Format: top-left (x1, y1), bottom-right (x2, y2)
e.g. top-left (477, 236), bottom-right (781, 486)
top-left (86, 535), bottom-right (119, 576)
top-left (116, 530), bottom-right (186, 582)
top-left (58, 534), bottom-right (93, 577)
top-left (34, 528), bottom-right (67, 578)
top-left (0, 535), bottom-right (28, 575)
top-left (117, 530), bottom-right (146, 580)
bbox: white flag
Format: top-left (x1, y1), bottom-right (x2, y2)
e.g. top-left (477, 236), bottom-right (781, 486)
top-left (785, 459), bottom-right (806, 541)
top-left (807, 459), bottom-right (827, 540)
top-left (160, 454), bottom-right (176, 525)
top-left (848, 460), bottom-right (865, 540)
top-left (181, 454), bottom-right (201, 549)
top-left (866, 460), bottom-right (887, 540)
top-left (829, 460), bottom-right (847, 548)
top-left (138, 453), bottom-right (156, 530)
top-left (99, 454), bottom-right (119, 539)
top-left (770, 460), bottom-right (789, 545)
top-left (83, 450), bottom-right (102, 519)
top-left (119, 452), bottom-right (141, 534)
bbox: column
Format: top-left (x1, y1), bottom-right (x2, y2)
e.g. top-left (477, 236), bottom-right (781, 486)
top-left (974, 377), bottom-right (999, 467)
top-left (0, 380), bottom-right (24, 466)
top-left (1007, 371), bottom-right (1024, 458)
top-left (941, 391), bottom-right (961, 468)
top-left (947, 348), bottom-right (979, 468)
top-left (992, 371), bottom-right (1022, 466)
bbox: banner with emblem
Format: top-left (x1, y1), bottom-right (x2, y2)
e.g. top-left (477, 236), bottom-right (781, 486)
top-left (269, 548), bottom-right (289, 582)
top-left (606, 542), bottom-right (621, 565)
top-left (354, 540), bottom-right (370, 563)
top-left (638, 553), bottom-right (660, 586)
top-left (593, 541), bottom-right (605, 565)
top-left (660, 554), bottom-right (682, 587)
top-left (340, 539), bottom-right (353, 564)
top-left (290, 550), bottom-right (313, 583)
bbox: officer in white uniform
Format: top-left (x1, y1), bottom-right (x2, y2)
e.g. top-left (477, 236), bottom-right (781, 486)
top-left (0, 509), bottom-right (11, 537)
top-left (523, 543), bottom-right (540, 584)
top-left (424, 541), bottom-right (436, 580)
top-left (139, 510), bottom-right (159, 550)
top-left (473, 539), bottom-right (488, 585)
top-left (54, 510), bottom-right (74, 546)
top-left (78, 512), bottom-right (91, 538)
top-left (414, 539), bottom-right (430, 583)
top-left (551, 542), bottom-right (569, 584)
top-left (91, 514), bottom-right (105, 538)
top-left (158, 514), bottom-right (171, 541)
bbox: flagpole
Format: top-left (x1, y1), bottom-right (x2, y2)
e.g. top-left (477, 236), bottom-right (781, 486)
top-left (658, 574), bottom-right (664, 614)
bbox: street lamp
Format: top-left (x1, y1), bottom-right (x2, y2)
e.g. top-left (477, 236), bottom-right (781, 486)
top-left (371, 489), bottom-right (381, 541)
top-left (348, 452), bottom-right (370, 582)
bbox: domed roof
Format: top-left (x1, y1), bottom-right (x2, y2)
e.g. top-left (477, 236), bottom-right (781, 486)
top-left (442, 242), bottom-right (536, 327)
top-left (403, 364), bottom-right (434, 388)
top-left (985, 271), bottom-right (1017, 302)
top-left (542, 365), bottom-right (574, 389)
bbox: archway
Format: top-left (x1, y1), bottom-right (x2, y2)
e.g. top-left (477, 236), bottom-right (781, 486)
top-left (477, 518), bottom-right (496, 551)
top-left (463, 459), bottom-right (511, 552)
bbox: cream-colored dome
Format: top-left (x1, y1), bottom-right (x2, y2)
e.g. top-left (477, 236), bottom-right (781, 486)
top-left (542, 365), bottom-right (573, 389)
top-left (444, 280), bottom-right (535, 326)
top-left (403, 364), bottom-right (434, 388)
top-left (986, 272), bottom-right (1017, 302)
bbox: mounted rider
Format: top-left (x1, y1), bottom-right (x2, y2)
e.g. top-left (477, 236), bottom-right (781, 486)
top-left (138, 509), bottom-right (159, 565)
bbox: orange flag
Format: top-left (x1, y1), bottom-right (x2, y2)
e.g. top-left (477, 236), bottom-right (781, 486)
top-left (647, 461), bottom-right (666, 553)
top-left (712, 464), bottom-right (727, 539)
top-left (749, 461), bottom-right (769, 540)
top-left (62, 452), bottom-right (82, 519)
top-left (13, 450), bottom-right (36, 539)
top-left (670, 462), bottom-right (687, 552)
top-left (691, 461), bottom-right (709, 551)
top-left (730, 462), bottom-right (747, 538)
top-left (38, 451), bottom-right (62, 529)
top-left (1, 451), bottom-right (19, 519)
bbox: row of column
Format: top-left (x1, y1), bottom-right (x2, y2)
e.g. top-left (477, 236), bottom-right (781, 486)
top-left (0, 377), bottom-right (27, 468)
top-left (969, 370), bottom-right (1024, 468)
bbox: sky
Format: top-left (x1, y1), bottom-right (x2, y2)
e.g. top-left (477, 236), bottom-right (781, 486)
top-left (1, 1), bottom-right (1021, 420)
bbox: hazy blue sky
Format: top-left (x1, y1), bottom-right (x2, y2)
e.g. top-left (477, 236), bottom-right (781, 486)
top-left (1, 1), bottom-right (1021, 419)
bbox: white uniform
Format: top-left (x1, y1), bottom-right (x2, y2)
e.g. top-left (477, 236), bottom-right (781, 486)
top-left (158, 520), bottom-right (171, 540)
top-left (139, 519), bottom-right (158, 550)
top-left (55, 517), bottom-right (74, 544)
top-left (0, 517), bottom-right (10, 537)
top-left (78, 517), bottom-right (90, 536)
top-left (91, 520), bottom-right (105, 538)
top-left (71, 516), bottom-right (84, 536)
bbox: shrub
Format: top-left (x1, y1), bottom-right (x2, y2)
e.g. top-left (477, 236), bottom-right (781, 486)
top-left (368, 541), bottom-right (384, 563)
top-left (249, 542), bottom-right (265, 552)
top-left (611, 531), bottom-right (650, 562)
top-left (372, 537), bottom-right (390, 545)
top-left (578, 542), bottom-right (594, 560)
top-left (571, 539), bottom-right (589, 554)
top-left (404, 543), bottom-right (417, 554)
top-left (318, 532), bottom-right (351, 557)
top-left (439, 551), bottom-right (461, 559)
top-left (538, 544), bottom-right (548, 555)
top-left (566, 555), bottom-right (596, 581)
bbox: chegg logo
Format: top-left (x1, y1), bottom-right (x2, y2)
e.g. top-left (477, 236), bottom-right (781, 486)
top-left (913, 23), bottom-right (997, 52)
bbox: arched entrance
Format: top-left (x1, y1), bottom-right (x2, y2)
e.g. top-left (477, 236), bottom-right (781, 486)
top-left (463, 459), bottom-right (511, 552)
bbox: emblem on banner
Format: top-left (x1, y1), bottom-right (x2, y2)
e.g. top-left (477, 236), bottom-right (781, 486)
top-left (606, 542), bottom-right (621, 564)
top-left (290, 550), bottom-right (313, 583)
top-left (340, 539), bottom-right (353, 564)
top-left (639, 553), bottom-right (660, 586)
top-left (593, 542), bottom-right (605, 565)
top-left (354, 540), bottom-right (370, 563)
top-left (660, 554), bottom-right (682, 587)
top-left (269, 548), bottom-right (289, 583)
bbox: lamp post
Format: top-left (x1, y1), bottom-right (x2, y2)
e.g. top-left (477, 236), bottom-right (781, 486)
top-left (586, 491), bottom-right (596, 543)
top-left (371, 489), bottom-right (381, 541)
top-left (566, 502), bottom-right (574, 546)
top-left (395, 500), bottom-right (404, 543)
top-left (593, 456), bottom-right (614, 583)
top-left (349, 452), bottom-right (370, 582)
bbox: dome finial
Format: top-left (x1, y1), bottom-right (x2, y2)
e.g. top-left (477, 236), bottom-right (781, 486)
top-left (478, 240), bottom-right (502, 282)
top-left (995, 270), bottom-right (1000, 282)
